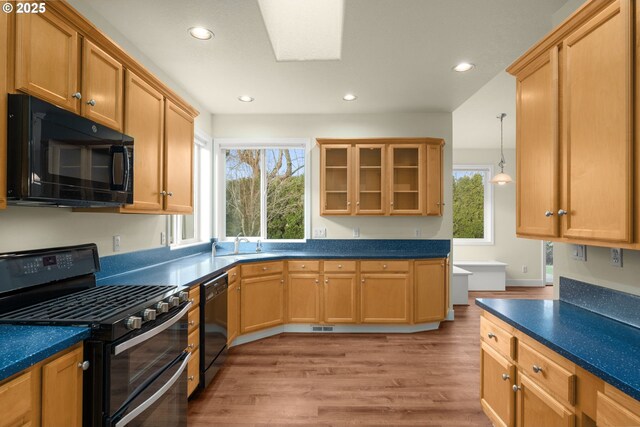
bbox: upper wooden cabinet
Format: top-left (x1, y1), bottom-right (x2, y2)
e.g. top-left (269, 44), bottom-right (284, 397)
top-left (318, 138), bottom-right (444, 216)
top-left (15, 11), bottom-right (80, 113)
top-left (81, 40), bottom-right (123, 131)
top-left (509, 0), bottom-right (635, 247)
top-left (164, 100), bottom-right (194, 213)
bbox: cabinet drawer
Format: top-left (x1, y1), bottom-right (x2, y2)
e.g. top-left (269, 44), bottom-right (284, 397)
top-left (187, 306), bottom-right (200, 333)
top-left (187, 328), bottom-right (199, 353)
top-left (227, 266), bottom-right (239, 284)
top-left (597, 390), bottom-right (640, 427)
top-left (360, 260), bottom-right (409, 272)
top-left (480, 316), bottom-right (516, 360)
top-left (0, 371), bottom-right (33, 427)
top-left (518, 341), bottom-right (575, 405)
top-left (188, 286), bottom-right (200, 307)
top-left (187, 349), bottom-right (199, 397)
top-left (323, 260), bottom-right (357, 272)
top-left (241, 261), bottom-right (284, 277)
top-left (288, 260), bottom-right (320, 272)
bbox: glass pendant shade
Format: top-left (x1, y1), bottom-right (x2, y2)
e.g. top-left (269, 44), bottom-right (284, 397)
top-left (491, 113), bottom-right (512, 185)
top-left (490, 172), bottom-right (513, 185)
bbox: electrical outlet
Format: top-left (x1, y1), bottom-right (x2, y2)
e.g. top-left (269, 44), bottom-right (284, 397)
top-left (571, 244), bottom-right (587, 262)
top-left (414, 228), bottom-right (421, 238)
top-left (353, 227), bottom-right (360, 238)
top-left (610, 248), bottom-right (623, 268)
top-left (313, 228), bottom-right (326, 238)
top-left (160, 232), bottom-right (166, 246)
top-left (522, 265), bottom-right (528, 273)
top-left (113, 235), bottom-right (121, 252)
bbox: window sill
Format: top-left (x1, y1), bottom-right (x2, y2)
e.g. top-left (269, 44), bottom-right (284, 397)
top-left (453, 239), bottom-right (494, 246)
top-left (170, 240), bottom-right (208, 250)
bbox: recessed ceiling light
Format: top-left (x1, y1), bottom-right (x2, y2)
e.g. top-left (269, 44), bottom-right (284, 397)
top-left (343, 94), bottom-right (357, 101)
top-left (238, 95), bottom-right (255, 103)
top-left (453, 62), bottom-right (475, 72)
top-left (188, 27), bottom-right (214, 40)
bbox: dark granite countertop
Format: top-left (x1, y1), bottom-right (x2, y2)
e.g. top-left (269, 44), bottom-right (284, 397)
top-left (0, 325), bottom-right (90, 381)
top-left (476, 298), bottom-right (640, 401)
top-left (98, 249), bottom-right (448, 288)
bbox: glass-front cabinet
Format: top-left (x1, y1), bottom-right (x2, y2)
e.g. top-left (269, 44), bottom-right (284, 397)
top-left (389, 144), bottom-right (424, 215)
top-left (320, 144), bottom-right (352, 215)
top-left (355, 144), bottom-right (386, 215)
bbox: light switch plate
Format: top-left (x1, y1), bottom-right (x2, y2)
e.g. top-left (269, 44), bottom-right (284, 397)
top-left (313, 228), bottom-right (326, 238)
top-left (571, 244), bottom-right (586, 262)
top-left (113, 235), bottom-right (121, 252)
top-left (610, 248), bottom-right (623, 268)
top-left (353, 227), bottom-right (360, 238)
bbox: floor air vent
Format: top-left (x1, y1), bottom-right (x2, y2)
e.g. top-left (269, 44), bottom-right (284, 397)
top-left (322, 326), bottom-right (334, 331)
top-left (312, 326), bottom-right (323, 332)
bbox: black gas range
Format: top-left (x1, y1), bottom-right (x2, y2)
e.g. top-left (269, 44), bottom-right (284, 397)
top-left (0, 244), bottom-right (191, 427)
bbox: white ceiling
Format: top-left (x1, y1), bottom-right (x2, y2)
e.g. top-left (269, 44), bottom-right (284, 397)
top-left (75, 0), bottom-right (567, 116)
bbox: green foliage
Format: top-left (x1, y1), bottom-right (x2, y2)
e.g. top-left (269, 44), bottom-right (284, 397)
top-left (453, 173), bottom-right (485, 239)
top-left (267, 175), bottom-right (305, 239)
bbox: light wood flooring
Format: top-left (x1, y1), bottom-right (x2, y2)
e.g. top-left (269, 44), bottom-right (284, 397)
top-left (188, 286), bottom-right (553, 426)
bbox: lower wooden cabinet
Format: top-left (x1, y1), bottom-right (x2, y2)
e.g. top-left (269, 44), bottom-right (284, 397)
top-left (288, 273), bottom-right (321, 323)
top-left (323, 273), bottom-right (358, 323)
top-left (597, 389), bottom-right (640, 427)
top-left (480, 342), bottom-right (516, 427)
top-left (228, 279), bottom-right (240, 345)
top-left (241, 274), bottom-right (284, 333)
top-left (360, 273), bottom-right (410, 323)
top-left (414, 259), bottom-right (446, 322)
top-left (187, 348), bottom-right (200, 397)
top-left (516, 374), bottom-right (575, 427)
top-left (0, 343), bottom-right (84, 427)
top-left (186, 285), bottom-right (200, 397)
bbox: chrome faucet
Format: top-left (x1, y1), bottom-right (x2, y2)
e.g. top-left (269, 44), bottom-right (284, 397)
top-left (234, 233), bottom-right (250, 254)
top-left (256, 239), bottom-right (262, 253)
top-left (211, 241), bottom-right (217, 257)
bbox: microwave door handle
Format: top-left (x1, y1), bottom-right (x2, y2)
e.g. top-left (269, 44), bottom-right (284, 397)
top-left (110, 145), bottom-right (124, 191)
top-left (113, 301), bottom-right (192, 356)
top-left (122, 146), bottom-right (131, 192)
top-left (114, 351), bottom-right (191, 427)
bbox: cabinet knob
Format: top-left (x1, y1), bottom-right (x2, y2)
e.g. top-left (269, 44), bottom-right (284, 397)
top-left (87, 99), bottom-right (96, 106)
top-left (544, 210), bottom-right (554, 217)
top-left (502, 373), bottom-right (510, 381)
top-left (188, 343), bottom-right (195, 349)
top-left (301, 265), bottom-right (305, 268)
top-left (356, 201), bottom-right (360, 205)
top-left (189, 320), bottom-right (195, 326)
top-left (513, 385), bottom-right (521, 392)
top-left (558, 209), bottom-right (568, 216)
top-left (487, 332), bottom-right (496, 339)
top-left (263, 267), bottom-right (268, 271)
top-left (383, 264), bottom-right (387, 269)
top-left (347, 201), bottom-right (351, 206)
top-left (280, 279), bottom-right (284, 284)
top-left (160, 191), bottom-right (168, 196)
top-left (338, 264), bottom-right (343, 269)
top-left (237, 286), bottom-right (241, 292)
top-left (325, 279), bottom-right (329, 284)
top-left (78, 361), bottom-right (90, 371)
top-left (315, 279), bottom-right (319, 284)
top-left (532, 365), bottom-right (543, 374)
top-left (167, 192), bottom-right (174, 197)
top-left (72, 92), bottom-right (82, 100)
top-left (188, 375), bottom-right (195, 382)
top-left (390, 202), bottom-right (394, 206)
top-left (361, 279), bottom-right (365, 283)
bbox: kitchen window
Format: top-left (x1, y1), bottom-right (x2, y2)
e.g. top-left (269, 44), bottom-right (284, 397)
top-left (215, 139), bottom-right (310, 241)
top-left (170, 130), bottom-right (212, 247)
top-left (453, 165), bottom-right (494, 245)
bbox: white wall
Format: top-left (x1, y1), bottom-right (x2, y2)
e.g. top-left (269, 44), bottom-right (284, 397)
top-left (452, 149), bottom-right (543, 285)
top-left (552, 0), bottom-right (587, 27)
top-left (211, 113), bottom-right (453, 240)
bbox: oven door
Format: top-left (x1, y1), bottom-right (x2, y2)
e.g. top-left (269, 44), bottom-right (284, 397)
top-left (105, 302), bottom-right (191, 427)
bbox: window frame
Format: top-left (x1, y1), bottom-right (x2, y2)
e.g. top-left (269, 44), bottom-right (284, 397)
top-left (169, 128), bottom-right (212, 248)
top-left (452, 164), bottom-right (494, 246)
top-left (214, 138), bottom-right (311, 242)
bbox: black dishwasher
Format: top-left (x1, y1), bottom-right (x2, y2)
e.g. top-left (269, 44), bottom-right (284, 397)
top-left (200, 272), bottom-right (228, 389)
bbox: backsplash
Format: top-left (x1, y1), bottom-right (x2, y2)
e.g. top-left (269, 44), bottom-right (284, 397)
top-left (560, 277), bottom-right (640, 329)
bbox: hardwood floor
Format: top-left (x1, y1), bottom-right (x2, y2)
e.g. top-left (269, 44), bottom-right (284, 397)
top-left (188, 286), bottom-right (553, 426)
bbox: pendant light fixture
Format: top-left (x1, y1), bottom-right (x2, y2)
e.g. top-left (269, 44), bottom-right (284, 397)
top-left (490, 113), bottom-right (513, 185)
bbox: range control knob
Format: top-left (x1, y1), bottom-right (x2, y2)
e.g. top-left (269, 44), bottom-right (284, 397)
top-left (179, 291), bottom-right (189, 303)
top-left (125, 316), bottom-right (142, 330)
top-left (143, 308), bottom-right (157, 321)
top-left (156, 302), bottom-right (169, 314)
top-left (168, 296), bottom-right (180, 308)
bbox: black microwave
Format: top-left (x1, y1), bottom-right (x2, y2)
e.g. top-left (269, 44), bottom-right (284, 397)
top-left (6, 94), bottom-right (133, 207)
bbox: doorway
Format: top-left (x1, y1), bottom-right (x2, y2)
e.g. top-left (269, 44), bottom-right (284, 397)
top-left (545, 241), bottom-right (553, 284)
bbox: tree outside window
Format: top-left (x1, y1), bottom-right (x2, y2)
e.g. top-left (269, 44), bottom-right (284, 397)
top-left (453, 166), bottom-right (493, 244)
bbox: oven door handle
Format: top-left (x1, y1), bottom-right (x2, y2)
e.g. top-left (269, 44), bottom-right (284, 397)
top-left (114, 351), bottom-right (191, 427)
top-left (113, 301), bottom-right (192, 356)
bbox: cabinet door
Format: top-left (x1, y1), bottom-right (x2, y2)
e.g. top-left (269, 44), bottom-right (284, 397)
top-left (425, 143), bottom-right (443, 216)
top-left (288, 274), bottom-right (321, 323)
top-left (81, 40), bottom-right (124, 130)
top-left (240, 274), bottom-right (284, 333)
top-left (355, 144), bottom-right (386, 215)
top-left (228, 281), bottom-right (240, 345)
top-left (320, 145), bottom-right (352, 215)
top-left (323, 274), bottom-right (357, 323)
top-left (515, 48), bottom-right (559, 238)
top-left (597, 391), bottom-right (640, 427)
top-left (480, 343), bottom-right (516, 427)
top-left (562, 0), bottom-right (632, 243)
top-left (187, 348), bottom-right (199, 397)
top-left (164, 100), bottom-right (194, 213)
top-left (360, 273), bottom-right (410, 323)
top-left (122, 71), bottom-right (164, 212)
top-left (389, 144), bottom-right (424, 215)
top-left (0, 371), bottom-right (36, 427)
top-left (516, 374), bottom-right (575, 427)
top-left (15, 11), bottom-right (80, 112)
top-left (41, 345), bottom-right (84, 427)
top-left (414, 259), bottom-right (445, 323)
top-left (0, 11), bottom-right (7, 210)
